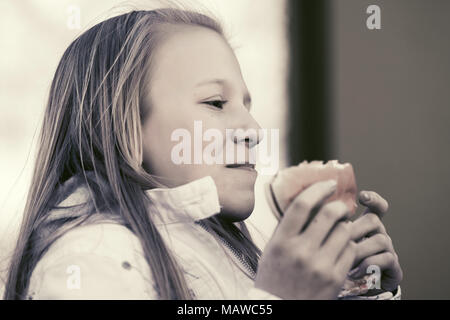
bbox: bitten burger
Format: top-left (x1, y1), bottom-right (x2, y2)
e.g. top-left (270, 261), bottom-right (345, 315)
top-left (265, 160), bottom-right (378, 298)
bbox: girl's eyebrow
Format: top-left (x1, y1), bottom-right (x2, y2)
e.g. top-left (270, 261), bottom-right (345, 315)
top-left (195, 78), bottom-right (252, 110)
top-left (195, 78), bottom-right (225, 87)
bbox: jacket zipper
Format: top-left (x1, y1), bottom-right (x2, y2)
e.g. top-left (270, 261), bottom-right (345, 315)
top-left (195, 221), bottom-right (256, 280)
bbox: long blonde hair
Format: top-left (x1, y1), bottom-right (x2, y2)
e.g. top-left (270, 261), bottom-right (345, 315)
top-left (4, 8), bottom-right (261, 300)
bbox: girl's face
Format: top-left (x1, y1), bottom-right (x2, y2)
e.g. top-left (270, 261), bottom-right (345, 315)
top-left (141, 25), bottom-right (262, 221)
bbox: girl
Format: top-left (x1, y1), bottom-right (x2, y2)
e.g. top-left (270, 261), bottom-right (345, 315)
top-left (3, 8), bottom-right (402, 300)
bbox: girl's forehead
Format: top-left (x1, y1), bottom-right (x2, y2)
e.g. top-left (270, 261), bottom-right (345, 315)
top-left (151, 25), bottom-right (243, 88)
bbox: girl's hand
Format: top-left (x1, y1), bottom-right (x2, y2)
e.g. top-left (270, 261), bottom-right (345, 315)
top-left (347, 191), bottom-right (403, 292)
top-left (255, 180), bottom-right (356, 299)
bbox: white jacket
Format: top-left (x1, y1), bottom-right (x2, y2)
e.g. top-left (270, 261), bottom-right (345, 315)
top-left (27, 176), bottom-right (279, 300)
top-left (26, 175), bottom-right (400, 300)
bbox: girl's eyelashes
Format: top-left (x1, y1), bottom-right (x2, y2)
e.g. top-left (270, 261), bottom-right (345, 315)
top-left (202, 100), bottom-right (228, 109)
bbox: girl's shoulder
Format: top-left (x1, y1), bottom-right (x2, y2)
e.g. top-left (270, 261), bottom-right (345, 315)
top-left (27, 221), bottom-right (158, 299)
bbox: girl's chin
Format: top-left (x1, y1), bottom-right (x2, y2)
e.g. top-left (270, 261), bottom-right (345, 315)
top-left (218, 210), bottom-right (253, 222)
top-left (218, 196), bottom-right (255, 222)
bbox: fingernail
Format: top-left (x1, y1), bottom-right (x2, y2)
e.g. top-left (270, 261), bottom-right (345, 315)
top-left (362, 192), bottom-right (371, 202)
top-left (347, 267), bottom-right (359, 278)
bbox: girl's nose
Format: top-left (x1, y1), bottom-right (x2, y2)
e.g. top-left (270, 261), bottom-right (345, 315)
top-left (231, 118), bottom-right (264, 148)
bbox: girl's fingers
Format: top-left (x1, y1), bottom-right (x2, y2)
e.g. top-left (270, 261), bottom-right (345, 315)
top-left (301, 201), bottom-right (350, 248)
top-left (335, 241), bottom-right (357, 278)
top-left (359, 190), bottom-right (389, 218)
top-left (277, 180), bottom-right (337, 238)
top-left (353, 233), bottom-right (393, 267)
top-left (318, 221), bottom-right (352, 262)
top-left (350, 213), bottom-right (387, 241)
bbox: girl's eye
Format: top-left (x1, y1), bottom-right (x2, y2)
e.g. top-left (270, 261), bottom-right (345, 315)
top-left (203, 100), bottom-right (227, 109)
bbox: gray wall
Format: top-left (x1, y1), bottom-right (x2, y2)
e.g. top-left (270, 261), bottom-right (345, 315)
top-left (332, 0), bottom-right (450, 299)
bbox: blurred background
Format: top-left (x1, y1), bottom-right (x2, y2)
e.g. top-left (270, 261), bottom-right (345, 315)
top-left (1, 0), bottom-right (449, 299)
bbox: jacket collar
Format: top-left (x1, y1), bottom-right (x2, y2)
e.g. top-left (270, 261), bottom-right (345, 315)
top-left (145, 176), bottom-right (222, 225)
top-left (49, 175), bottom-right (221, 225)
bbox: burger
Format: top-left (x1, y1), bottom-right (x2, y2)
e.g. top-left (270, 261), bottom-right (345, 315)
top-left (265, 160), bottom-right (376, 298)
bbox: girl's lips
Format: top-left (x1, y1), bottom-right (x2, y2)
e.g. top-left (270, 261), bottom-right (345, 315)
top-left (225, 163), bottom-right (257, 172)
